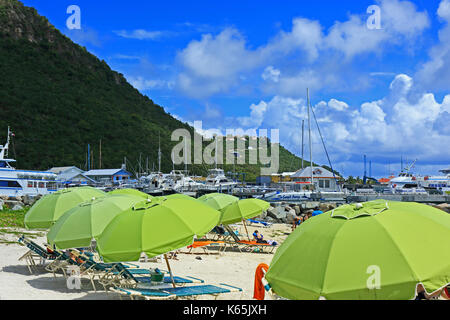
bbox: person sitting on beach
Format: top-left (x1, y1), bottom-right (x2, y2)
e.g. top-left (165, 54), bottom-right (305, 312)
top-left (415, 284), bottom-right (447, 300)
top-left (212, 225), bottom-right (226, 236)
top-left (292, 216), bottom-right (302, 230)
top-left (253, 230), bottom-right (268, 244)
top-left (312, 207), bottom-right (323, 217)
top-left (442, 286), bottom-right (450, 300)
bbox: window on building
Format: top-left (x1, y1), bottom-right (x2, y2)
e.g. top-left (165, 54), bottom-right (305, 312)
top-left (325, 180), bottom-right (330, 188)
top-left (28, 181), bottom-right (33, 188)
top-left (38, 182), bottom-right (45, 188)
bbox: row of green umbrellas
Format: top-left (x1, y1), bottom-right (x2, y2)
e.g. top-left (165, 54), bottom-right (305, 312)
top-left (23, 187), bottom-right (450, 299)
top-left (198, 193), bottom-right (270, 224)
top-left (24, 188), bottom-right (269, 262)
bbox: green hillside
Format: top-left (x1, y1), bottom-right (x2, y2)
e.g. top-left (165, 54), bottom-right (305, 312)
top-left (0, 0), bottom-right (327, 182)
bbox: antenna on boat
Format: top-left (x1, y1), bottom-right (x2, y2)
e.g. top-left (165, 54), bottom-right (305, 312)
top-left (184, 137), bottom-right (188, 173)
top-left (99, 139), bottom-right (102, 169)
top-left (0, 126), bottom-right (10, 160)
top-left (87, 144), bottom-right (91, 171)
top-left (158, 132), bottom-right (162, 173)
top-left (5, 126), bottom-right (10, 158)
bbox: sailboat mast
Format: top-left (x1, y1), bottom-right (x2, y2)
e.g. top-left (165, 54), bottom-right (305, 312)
top-left (184, 138), bottom-right (188, 173)
top-left (215, 136), bottom-right (218, 169)
top-left (158, 133), bottom-right (161, 173)
top-left (301, 120), bottom-right (304, 170)
top-left (99, 139), bottom-right (102, 169)
top-left (307, 88), bottom-right (314, 189)
top-left (87, 144), bottom-right (91, 171)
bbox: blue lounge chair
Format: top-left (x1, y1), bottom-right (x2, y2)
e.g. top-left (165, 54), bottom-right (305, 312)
top-left (18, 236), bottom-right (59, 274)
top-left (101, 263), bottom-right (204, 291)
top-left (247, 219), bottom-right (272, 228)
top-left (111, 283), bottom-right (243, 300)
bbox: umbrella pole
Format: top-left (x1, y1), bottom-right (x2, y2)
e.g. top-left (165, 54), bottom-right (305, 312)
top-left (242, 220), bottom-right (250, 241)
top-left (164, 253), bottom-right (176, 288)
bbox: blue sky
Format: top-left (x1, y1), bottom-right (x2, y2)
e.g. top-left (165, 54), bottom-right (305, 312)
top-left (21, 0), bottom-right (450, 177)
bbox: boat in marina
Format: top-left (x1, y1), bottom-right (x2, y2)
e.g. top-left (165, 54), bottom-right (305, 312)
top-left (0, 127), bottom-right (58, 198)
top-left (158, 170), bottom-right (203, 193)
top-left (198, 168), bottom-right (238, 192)
top-left (387, 161), bottom-right (450, 195)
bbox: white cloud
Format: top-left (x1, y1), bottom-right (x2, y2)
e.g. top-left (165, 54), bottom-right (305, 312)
top-left (176, 0), bottom-right (429, 98)
top-left (268, 18), bottom-right (323, 62)
top-left (114, 29), bottom-right (170, 40)
top-left (237, 101), bottom-right (268, 128)
top-left (437, 0), bottom-right (450, 21)
top-left (379, 0), bottom-right (430, 37)
top-left (127, 76), bottom-right (174, 91)
top-left (261, 66), bottom-right (281, 83)
top-left (417, 0), bottom-right (450, 90)
top-left (65, 27), bottom-right (102, 47)
top-left (324, 0), bottom-right (429, 58)
top-left (176, 28), bottom-right (261, 97)
top-left (328, 99), bottom-right (349, 111)
top-left (228, 74), bottom-right (450, 173)
top-left (370, 72), bottom-right (396, 77)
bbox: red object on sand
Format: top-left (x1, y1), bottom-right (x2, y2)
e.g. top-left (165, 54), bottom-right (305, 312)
top-left (253, 263), bottom-right (269, 300)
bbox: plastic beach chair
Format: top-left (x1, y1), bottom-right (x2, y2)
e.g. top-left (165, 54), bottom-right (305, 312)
top-left (100, 263), bottom-right (204, 291)
top-left (65, 250), bottom-right (142, 291)
top-left (183, 240), bottom-right (225, 255)
top-left (18, 236), bottom-right (58, 274)
top-left (110, 283), bottom-right (243, 300)
top-left (220, 225), bottom-right (277, 254)
top-left (247, 219), bottom-right (273, 228)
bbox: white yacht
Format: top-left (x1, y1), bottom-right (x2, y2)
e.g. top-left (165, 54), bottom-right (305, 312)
top-left (200, 168), bottom-right (238, 191)
top-left (424, 168), bottom-right (450, 194)
top-left (141, 172), bottom-right (166, 195)
top-left (0, 127), bottom-right (57, 198)
top-left (388, 166), bottom-right (450, 195)
top-left (159, 170), bottom-right (203, 193)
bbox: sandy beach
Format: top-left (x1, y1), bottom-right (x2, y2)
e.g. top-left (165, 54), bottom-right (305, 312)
top-left (0, 223), bottom-right (291, 300)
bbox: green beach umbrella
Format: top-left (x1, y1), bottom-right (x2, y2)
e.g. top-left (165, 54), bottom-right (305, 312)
top-left (96, 197), bottom-right (221, 262)
top-left (108, 188), bottom-right (152, 199)
top-left (24, 187), bottom-right (106, 229)
top-left (220, 198), bottom-right (270, 225)
top-left (160, 193), bottom-right (197, 201)
top-left (198, 193), bottom-right (239, 211)
top-left (47, 194), bottom-right (145, 249)
top-left (265, 200), bottom-right (450, 300)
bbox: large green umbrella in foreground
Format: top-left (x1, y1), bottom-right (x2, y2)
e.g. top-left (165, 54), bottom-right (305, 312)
top-left (265, 200), bottom-right (450, 300)
top-left (47, 194), bottom-right (145, 249)
top-left (96, 197), bottom-right (221, 262)
top-left (108, 188), bottom-right (152, 199)
top-left (24, 187), bottom-right (106, 229)
top-left (198, 193), bottom-right (239, 211)
top-left (220, 198), bottom-right (270, 225)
